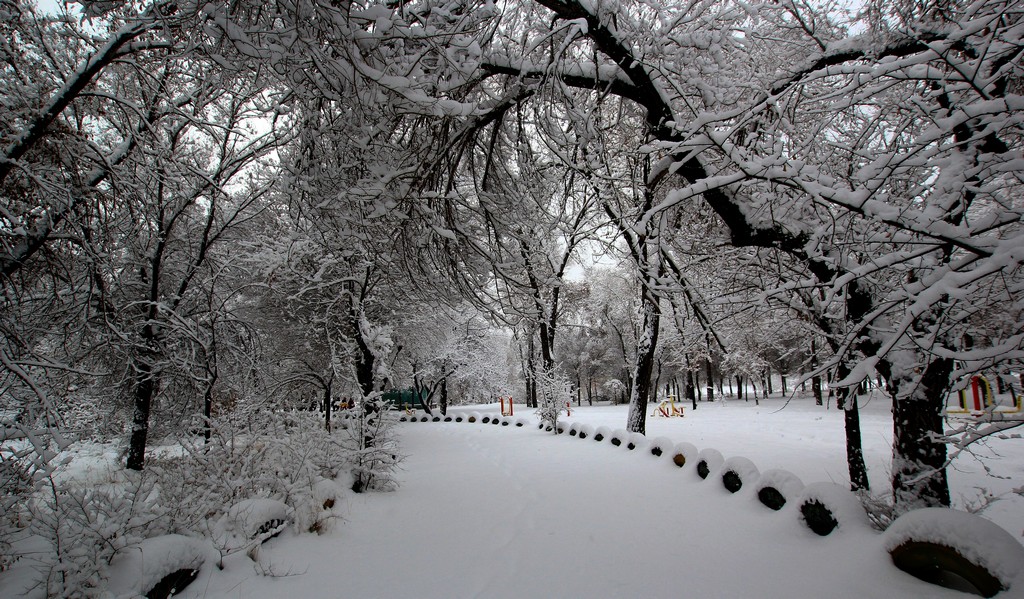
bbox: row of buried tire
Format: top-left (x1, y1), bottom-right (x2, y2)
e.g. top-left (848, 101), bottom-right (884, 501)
top-left (403, 411), bottom-right (1024, 598)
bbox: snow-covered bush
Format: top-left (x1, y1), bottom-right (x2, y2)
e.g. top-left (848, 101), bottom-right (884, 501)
top-left (342, 398), bottom-right (400, 494)
top-left (18, 469), bottom-right (171, 597)
top-left (535, 371), bottom-right (570, 434)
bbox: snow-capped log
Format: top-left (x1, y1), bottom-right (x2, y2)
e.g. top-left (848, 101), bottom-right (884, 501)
top-left (670, 442), bottom-right (699, 469)
top-left (796, 483), bottom-right (869, 537)
top-left (648, 436), bottom-right (675, 457)
top-left (106, 534), bottom-right (211, 599)
top-left (695, 448), bottom-right (725, 480)
top-left (884, 508), bottom-right (1024, 598)
top-left (720, 457), bottom-right (760, 494)
top-left (754, 469), bottom-right (805, 511)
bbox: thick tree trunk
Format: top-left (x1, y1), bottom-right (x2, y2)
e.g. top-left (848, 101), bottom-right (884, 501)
top-left (889, 356), bottom-right (953, 512)
top-left (626, 297), bottom-right (660, 434)
top-left (126, 360), bottom-right (156, 471)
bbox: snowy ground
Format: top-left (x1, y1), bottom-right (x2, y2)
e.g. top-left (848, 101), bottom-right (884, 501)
top-left (176, 393), bottom-right (1023, 599)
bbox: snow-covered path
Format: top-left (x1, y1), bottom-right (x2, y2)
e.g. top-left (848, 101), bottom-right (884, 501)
top-left (183, 419), bottom-right (971, 598)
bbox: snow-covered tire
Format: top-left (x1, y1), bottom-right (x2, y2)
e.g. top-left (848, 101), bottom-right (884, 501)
top-left (107, 535), bottom-right (210, 599)
top-left (610, 429), bottom-right (628, 446)
top-left (568, 422), bottom-right (580, 436)
top-left (626, 432), bottom-right (647, 451)
top-left (594, 426), bottom-right (612, 442)
top-left (670, 442), bottom-right (698, 469)
top-left (754, 469), bottom-right (804, 511)
top-left (884, 508), bottom-right (1024, 597)
top-left (648, 436), bottom-right (674, 458)
top-left (695, 448), bottom-right (724, 480)
top-left (720, 456), bottom-right (759, 494)
top-left (578, 424), bottom-right (593, 440)
top-left (796, 482), bottom-right (868, 536)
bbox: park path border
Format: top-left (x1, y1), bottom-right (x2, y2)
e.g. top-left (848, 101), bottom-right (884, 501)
top-left (401, 409), bottom-right (1024, 598)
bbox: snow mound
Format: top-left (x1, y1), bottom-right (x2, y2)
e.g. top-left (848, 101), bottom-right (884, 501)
top-left (696, 448), bottom-right (725, 480)
top-left (883, 507), bottom-right (1024, 593)
top-left (214, 498), bottom-right (293, 551)
top-left (568, 422), bottom-right (582, 436)
top-left (609, 429), bottom-right (629, 446)
top-left (797, 482), bottom-right (869, 536)
top-left (593, 426), bottom-right (612, 442)
top-left (754, 469), bottom-right (805, 510)
top-left (720, 456), bottom-right (759, 494)
top-left (648, 436), bottom-right (675, 457)
top-left (670, 441), bottom-right (699, 468)
top-left (106, 534), bottom-right (211, 598)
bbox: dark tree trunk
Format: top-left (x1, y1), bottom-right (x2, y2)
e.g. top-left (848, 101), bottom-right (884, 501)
top-left (626, 295), bottom-right (660, 434)
top-left (888, 357), bottom-right (953, 511)
top-left (323, 378), bottom-right (333, 432)
top-left (843, 393), bottom-right (869, 492)
top-left (126, 361), bottom-right (156, 471)
top-left (685, 367), bottom-right (696, 410)
top-left (440, 376), bottom-right (448, 415)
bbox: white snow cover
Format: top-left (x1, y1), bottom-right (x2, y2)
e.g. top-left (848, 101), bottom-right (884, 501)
top-left (798, 482), bottom-right (871, 533)
top-left (177, 418), bottom-right (992, 598)
top-left (883, 507), bottom-right (1024, 587)
top-left (755, 468), bottom-right (806, 501)
top-left (721, 456), bottom-right (760, 488)
top-left (106, 534), bottom-right (211, 598)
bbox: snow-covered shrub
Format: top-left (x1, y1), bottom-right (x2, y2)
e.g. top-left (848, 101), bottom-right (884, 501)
top-left (18, 469), bottom-right (172, 597)
top-left (535, 371), bottom-right (570, 434)
top-left (720, 457), bottom-right (760, 494)
top-left (884, 508), bottom-right (1024, 597)
top-left (797, 482), bottom-right (870, 536)
top-left (695, 448), bottom-right (724, 480)
top-left (754, 469), bottom-right (804, 511)
top-left (342, 398), bottom-right (400, 494)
